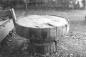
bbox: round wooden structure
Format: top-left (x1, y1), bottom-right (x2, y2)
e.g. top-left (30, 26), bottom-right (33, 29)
top-left (14, 15), bottom-right (69, 41)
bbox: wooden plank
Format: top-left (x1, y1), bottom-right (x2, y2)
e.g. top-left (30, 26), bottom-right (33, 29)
top-left (0, 19), bottom-right (14, 42)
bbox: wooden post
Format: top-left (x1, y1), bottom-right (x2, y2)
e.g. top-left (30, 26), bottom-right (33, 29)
top-left (9, 8), bottom-right (16, 25)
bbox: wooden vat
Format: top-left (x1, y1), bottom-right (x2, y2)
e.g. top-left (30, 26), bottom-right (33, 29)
top-left (14, 15), bottom-right (69, 41)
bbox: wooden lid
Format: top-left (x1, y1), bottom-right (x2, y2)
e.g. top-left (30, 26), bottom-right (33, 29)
top-left (16, 15), bottom-right (68, 28)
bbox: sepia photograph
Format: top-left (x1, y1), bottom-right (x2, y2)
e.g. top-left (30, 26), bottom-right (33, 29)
top-left (0, 0), bottom-right (86, 57)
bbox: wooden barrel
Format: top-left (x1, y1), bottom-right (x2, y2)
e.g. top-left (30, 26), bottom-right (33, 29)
top-left (15, 15), bottom-right (69, 41)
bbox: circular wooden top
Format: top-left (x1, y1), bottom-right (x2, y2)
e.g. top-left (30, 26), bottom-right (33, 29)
top-left (16, 15), bottom-right (68, 28)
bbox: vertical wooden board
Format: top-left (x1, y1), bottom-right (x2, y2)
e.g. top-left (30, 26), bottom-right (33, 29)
top-left (49, 28), bottom-right (57, 40)
top-left (29, 28), bottom-right (41, 40)
top-left (41, 28), bottom-right (49, 40)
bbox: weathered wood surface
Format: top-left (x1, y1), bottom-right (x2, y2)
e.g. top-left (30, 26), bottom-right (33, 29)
top-left (15, 15), bottom-right (69, 41)
top-left (0, 19), bottom-right (14, 42)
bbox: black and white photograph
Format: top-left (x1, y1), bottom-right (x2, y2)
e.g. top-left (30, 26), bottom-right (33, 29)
top-left (0, 0), bottom-right (86, 57)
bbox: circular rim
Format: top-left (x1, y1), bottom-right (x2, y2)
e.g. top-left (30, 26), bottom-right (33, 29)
top-left (15, 15), bottom-right (69, 28)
